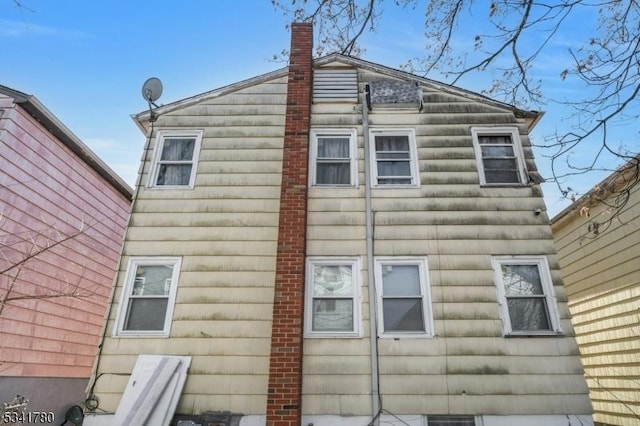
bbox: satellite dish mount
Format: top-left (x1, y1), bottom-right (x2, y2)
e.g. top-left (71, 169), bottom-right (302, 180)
top-left (141, 77), bottom-right (163, 123)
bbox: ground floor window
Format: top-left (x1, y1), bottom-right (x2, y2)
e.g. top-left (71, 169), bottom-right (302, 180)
top-left (114, 257), bottom-right (181, 337)
top-left (491, 255), bottom-right (561, 335)
top-left (374, 256), bottom-right (433, 337)
top-left (428, 415), bottom-right (476, 426)
top-left (305, 257), bottom-right (361, 337)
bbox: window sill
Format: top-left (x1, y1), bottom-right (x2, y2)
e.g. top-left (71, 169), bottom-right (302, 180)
top-left (479, 183), bottom-right (529, 188)
top-left (310, 184), bottom-right (358, 188)
top-left (304, 333), bottom-right (362, 339)
top-left (114, 332), bottom-right (171, 338)
top-left (379, 333), bottom-right (434, 339)
top-left (372, 184), bottom-right (420, 189)
top-left (146, 185), bottom-right (195, 190)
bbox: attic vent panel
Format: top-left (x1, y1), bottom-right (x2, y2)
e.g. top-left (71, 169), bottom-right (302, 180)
top-left (368, 80), bottom-right (423, 110)
top-left (314, 69), bottom-right (358, 103)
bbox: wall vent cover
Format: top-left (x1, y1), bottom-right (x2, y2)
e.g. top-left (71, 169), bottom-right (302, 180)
top-left (313, 69), bottom-right (358, 103)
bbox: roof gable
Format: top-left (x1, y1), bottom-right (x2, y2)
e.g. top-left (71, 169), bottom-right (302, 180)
top-left (133, 53), bottom-right (542, 131)
top-left (316, 54), bottom-right (541, 128)
top-left (132, 67), bottom-right (289, 129)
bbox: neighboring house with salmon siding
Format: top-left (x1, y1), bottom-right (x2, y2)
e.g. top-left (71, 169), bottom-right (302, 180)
top-left (84, 24), bottom-right (593, 426)
top-left (0, 85), bottom-right (132, 422)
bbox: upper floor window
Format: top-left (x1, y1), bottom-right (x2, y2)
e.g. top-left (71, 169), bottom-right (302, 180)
top-left (370, 129), bottom-right (419, 187)
top-left (471, 127), bottom-right (527, 185)
top-left (114, 257), bottom-right (181, 337)
top-left (374, 257), bottom-right (433, 337)
top-left (148, 130), bottom-right (203, 188)
top-left (305, 257), bottom-right (361, 337)
top-left (492, 256), bottom-right (561, 335)
top-left (310, 129), bottom-right (358, 186)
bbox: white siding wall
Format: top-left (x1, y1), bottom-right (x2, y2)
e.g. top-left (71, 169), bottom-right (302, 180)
top-left (93, 76), bottom-right (287, 415)
top-left (91, 62), bottom-right (593, 421)
top-left (303, 66), bottom-right (591, 417)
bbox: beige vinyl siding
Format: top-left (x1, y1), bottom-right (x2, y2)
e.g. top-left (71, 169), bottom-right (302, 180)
top-left (93, 76), bottom-right (287, 415)
top-left (303, 66), bottom-right (590, 416)
top-left (553, 180), bottom-right (640, 426)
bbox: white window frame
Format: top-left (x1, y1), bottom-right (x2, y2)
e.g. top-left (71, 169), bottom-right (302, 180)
top-left (369, 128), bottom-right (420, 187)
top-left (471, 127), bottom-right (528, 186)
top-left (147, 130), bottom-right (203, 189)
top-left (309, 129), bottom-right (358, 187)
top-left (305, 257), bottom-right (362, 338)
top-left (427, 415), bottom-right (479, 426)
top-left (374, 256), bottom-right (433, 338)
top-left (492, 255), bottom-right (562, 336)
top-left (114, 257), bottom-right (182, 337)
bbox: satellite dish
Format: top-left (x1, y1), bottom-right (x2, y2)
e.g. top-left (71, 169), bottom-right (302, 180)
top-left (142, 77), bottom-right (163, 103)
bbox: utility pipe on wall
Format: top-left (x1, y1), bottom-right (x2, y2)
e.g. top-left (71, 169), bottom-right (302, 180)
top-left (362, 83), bottom-right (380, 425)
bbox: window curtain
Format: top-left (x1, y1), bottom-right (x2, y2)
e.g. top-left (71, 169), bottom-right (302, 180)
top-left (316, 138), bottom-right (350, 184)
top-left (479, 135), bottom-right (512, 145)
top-left (375, 136), bottom-right (411, 182)
top-left (313, 265), bottom-right (352, 295)
top-left (375, 135), bottom-right (409, 152)
top-left (157, 138), bottom-right (194, 185)
top-left (312, 265), bottom-right (353, 331)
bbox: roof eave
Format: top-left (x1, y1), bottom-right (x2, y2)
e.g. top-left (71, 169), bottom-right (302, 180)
top-left (0, 86), bottom-right (133, 201)
top-left (551, 155), bottom-right (640, 230)
top-left (133, 54), bottom-right (543, 133)
top-left (315, 54), bottom-right (544, 131)
top-left (132, 66), bottom-right (290, 133)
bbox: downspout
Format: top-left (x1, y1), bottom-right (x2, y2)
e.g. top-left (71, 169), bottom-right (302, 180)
top-left (363, 83), bottom-right (381, 424)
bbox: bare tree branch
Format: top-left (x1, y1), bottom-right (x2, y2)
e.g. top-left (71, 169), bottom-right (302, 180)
top-left (0, 211), bottom-right (111, 318)
top-left (341, 0), bottom-right (376, 55)
top-left (272, 0), bottom-right (388, 57)
top-left (0, 228), bottom-right (83, 277)
top-left (10, 0), bottom-right (35, 25)
top-left (271, 0), bottom-right (640, 234)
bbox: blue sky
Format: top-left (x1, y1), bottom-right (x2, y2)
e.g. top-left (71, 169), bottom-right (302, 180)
top-left (1, 1), bottom-right (628, 216)
top-left (1, 1), bottom-right (293, 184)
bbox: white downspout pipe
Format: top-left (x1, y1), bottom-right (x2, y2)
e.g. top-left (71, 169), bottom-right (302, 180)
top-left (363, 84), bottom-right (380, 424)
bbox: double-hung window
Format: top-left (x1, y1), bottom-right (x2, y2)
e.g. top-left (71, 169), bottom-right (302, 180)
top-left (471, 127), bottom-right (527, 185)
top-left (310, 129), bottom-right (357, 186)
top-left (115, 257), bottom-right (181, 337)
top-left (370, 129), bottom-right (419, 187)
top-left (492, 256), bottom-right (561, 335)
top-left (148, 130), bottom-right (203, 188)
top-left (305, 257), bottom-right (361, 337)
top-left (374, 257), bottom-right (433, 337)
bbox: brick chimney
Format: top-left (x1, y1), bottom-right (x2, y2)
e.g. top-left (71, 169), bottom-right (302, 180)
top-left (266, 22), bottom-right (313, 426)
